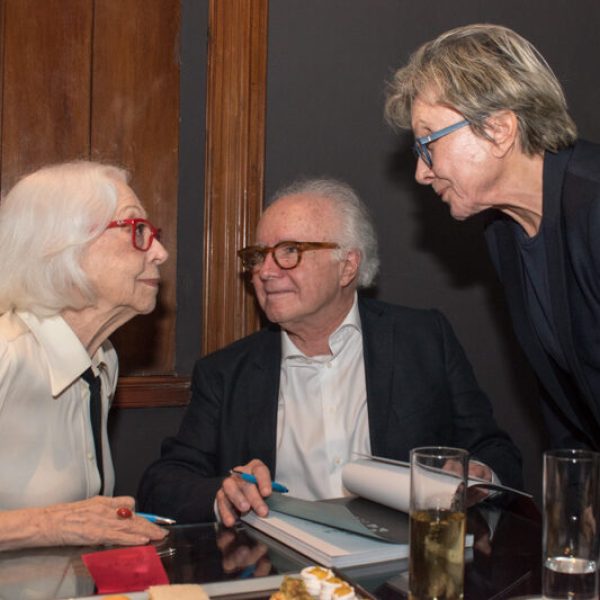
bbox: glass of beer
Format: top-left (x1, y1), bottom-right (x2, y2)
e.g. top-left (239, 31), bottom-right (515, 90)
top-left (543, 449), bottom-right (600, 600)
top-left (409, 446), bottom-right (468, 600)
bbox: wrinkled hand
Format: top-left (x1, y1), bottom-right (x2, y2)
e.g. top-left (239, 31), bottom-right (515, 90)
top-left (216, 459), bottom-right (272, 528)
top-left (217, 527), bottom-right (272, 577)
top-left (442, 459), bottom-right (492, 507)
top-left (466, 462), bottom-right (492, 507)
top-left (39, 496), bottom-right (168, 547)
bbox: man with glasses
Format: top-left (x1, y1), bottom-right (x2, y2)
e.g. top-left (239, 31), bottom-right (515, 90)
top-left (138, 177), bottom-right (522, 525)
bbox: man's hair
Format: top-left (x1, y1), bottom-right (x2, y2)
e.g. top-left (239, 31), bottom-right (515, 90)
top-left (385, 23), bottom-right (577, 155)
top-left (0, 161), bottom-right (128, 317)
top-left (269, 177), bottom-right (379, 288)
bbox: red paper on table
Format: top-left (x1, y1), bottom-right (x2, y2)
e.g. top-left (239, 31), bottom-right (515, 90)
top-left (82, 545), bottom-right (169, 593)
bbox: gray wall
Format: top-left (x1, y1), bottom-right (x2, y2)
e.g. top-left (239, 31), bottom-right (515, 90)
top-left (111, 0), bottom-right (600, 504)
top-left (264, 0), bottom-right (600, 504)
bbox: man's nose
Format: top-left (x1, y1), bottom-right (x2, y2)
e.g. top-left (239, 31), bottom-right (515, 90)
top-left (257, 250), bottom-right (281, 277)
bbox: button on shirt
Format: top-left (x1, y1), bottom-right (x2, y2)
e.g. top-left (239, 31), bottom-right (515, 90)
top-left (0, 310), bottom-right (117, 509)
top-left (275, 296), bottom-right (370, 499)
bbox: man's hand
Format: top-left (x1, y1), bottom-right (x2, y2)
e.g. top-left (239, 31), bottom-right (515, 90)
top-left (442, 459), bottom-right (493, 507)
top-left (466, 461), bottom-right (493, 506)
top-left (216, 459), bottom-right (273, 527)
top-left (216, 527), bottom-right (272, 577)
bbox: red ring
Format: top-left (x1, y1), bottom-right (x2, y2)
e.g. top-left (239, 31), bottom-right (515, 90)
top-left (116, 507), bottom-right (133, 519)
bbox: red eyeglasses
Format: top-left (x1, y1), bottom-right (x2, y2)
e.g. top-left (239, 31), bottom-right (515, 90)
top-left (106, 218), bottom-right (162, 252)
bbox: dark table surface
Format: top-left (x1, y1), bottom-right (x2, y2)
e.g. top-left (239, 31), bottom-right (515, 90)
top-left (0, 496), bottom-right (541, 600)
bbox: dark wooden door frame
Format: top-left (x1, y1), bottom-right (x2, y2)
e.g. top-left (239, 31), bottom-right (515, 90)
top-left (116, 0), bottom-right (267, 407)
top-left (202, 0), bottom-right (266, 357)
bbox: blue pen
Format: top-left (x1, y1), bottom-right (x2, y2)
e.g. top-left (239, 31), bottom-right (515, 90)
top-left (230, 469), bottom-right (289, 493)
top-left (137, 512), bottom-right (177, 525)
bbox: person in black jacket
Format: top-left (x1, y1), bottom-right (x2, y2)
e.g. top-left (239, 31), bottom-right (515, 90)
top-left (386, 23), bottom-right (600, 451)
top-left (138, 177), bottom-right (522, 525)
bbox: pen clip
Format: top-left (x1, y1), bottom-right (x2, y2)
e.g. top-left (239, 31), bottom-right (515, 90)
top-left (230, 469), bottom-right (289, 493)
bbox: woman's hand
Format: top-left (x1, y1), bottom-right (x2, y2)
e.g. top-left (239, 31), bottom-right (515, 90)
top-left (41, 496), bottom-right (169, 547)
top-left (0, 496), bottom-right (168, 551)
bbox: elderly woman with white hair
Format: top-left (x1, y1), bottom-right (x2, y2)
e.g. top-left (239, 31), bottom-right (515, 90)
top-left (0, 161), bottom-right (169, 550)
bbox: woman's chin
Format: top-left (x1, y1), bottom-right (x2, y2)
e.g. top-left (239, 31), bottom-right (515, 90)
top-left (448, 202), bottom-right (476, 221)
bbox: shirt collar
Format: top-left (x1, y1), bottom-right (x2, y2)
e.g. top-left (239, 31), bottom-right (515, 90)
top-left (281, 293), bottom-right (362, 361)
top-left (16, 311), bottom-right (105, 396)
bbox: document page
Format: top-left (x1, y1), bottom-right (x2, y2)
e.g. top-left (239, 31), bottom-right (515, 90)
top-left (342, 456), bottom-right (531, 513)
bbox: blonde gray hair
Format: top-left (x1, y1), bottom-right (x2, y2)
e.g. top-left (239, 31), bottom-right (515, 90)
top-left (385, 23), bottom-right (577, 155)
top-left (269, 178), bottom-right (380, 288)
top-left (0, 161), bottom-right (128, 317)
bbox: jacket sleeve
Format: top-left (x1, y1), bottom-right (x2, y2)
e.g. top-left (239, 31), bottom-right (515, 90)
top-left (435, 311), bottom-right (524, 491)
top-left (137, 359), bottom-right (227, 524)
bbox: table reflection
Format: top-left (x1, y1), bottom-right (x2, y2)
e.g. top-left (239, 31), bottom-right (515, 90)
top-left (0, 524), bottom-right (307, 600)
top-left (0, 546), bottom-right (95, 600)
top-left (0, 498), bottom-right (541, 600)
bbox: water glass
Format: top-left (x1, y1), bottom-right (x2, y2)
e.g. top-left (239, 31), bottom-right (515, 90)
top-left (543, 449), bottom-right (600, 600)
top-left (409, 446), bottom-right (469, 600)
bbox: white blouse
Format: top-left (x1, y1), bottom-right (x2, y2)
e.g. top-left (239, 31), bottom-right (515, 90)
top-left (0, 310), bottom-right (117, 509)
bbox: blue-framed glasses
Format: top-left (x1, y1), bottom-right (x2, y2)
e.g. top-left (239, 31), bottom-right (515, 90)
top-left (413, 119), bottom-right (470, 168)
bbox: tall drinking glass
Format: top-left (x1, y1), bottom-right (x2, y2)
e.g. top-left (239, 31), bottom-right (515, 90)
top-left (543, 449), bottom-right (600, 600)
top-left (409, 446), bottom-right (468, 600)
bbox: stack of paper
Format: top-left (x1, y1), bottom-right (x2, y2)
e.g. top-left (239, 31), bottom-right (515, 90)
top-left (342, 456), bottom-right (530, 511)
top-left (241, 509), bottom-right (409, 568)
top-left (241, 455), bottom-right (524, 568)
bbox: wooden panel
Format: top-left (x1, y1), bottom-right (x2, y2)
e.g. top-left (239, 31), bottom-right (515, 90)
top-left (202, 0), bottom-right (268, 356)
top-left (0, 0), bottom-right (267, 406)
top-left (113, 376), bottom-right (190, 408)
top-left (0, 0), bottom-right (186, 408)
top-left (91, 0), bottom-right (180, 376)
top-left (0, 0), bottom-right (92, 194)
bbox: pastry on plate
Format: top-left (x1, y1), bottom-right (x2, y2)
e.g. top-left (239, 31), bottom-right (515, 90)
top-left (270, 575), bottom-right (312, 600)
top-left (147, 583), bottom-right (209, 600)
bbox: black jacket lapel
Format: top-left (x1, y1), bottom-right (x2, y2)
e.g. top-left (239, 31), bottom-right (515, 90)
top-left (359, 297), bottom-right (395, 456)
top-left (244, 327), bottom-right (282, 472)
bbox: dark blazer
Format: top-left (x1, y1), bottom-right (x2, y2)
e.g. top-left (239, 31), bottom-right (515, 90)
top-left (138, 297), bottom-right (522, 523)
top-left (485, 140), bottom-right (600, 450)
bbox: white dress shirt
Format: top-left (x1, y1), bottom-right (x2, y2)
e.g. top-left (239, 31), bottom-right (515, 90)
top-left (0, 310), bottom-right (117, 509)
top-left (275, 295), bottom-right (371, 499)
